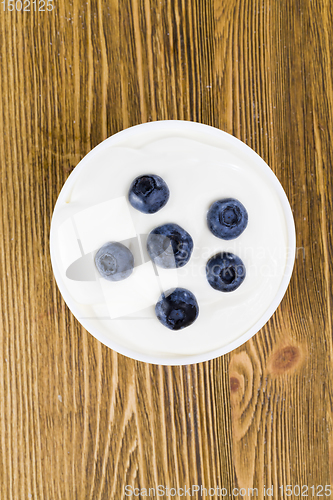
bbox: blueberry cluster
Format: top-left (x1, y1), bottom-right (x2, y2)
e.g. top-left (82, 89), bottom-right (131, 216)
top-left (206, 199), bottom-right (247, 293)
top-left (94, 174), bottom-right (248, 330)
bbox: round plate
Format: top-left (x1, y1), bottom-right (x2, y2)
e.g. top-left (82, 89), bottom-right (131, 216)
top-left (50, 121), bottom-right (296, 365)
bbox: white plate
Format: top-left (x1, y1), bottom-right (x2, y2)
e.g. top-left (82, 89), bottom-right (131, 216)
top-left (50, 121), bottom-right (296, 365)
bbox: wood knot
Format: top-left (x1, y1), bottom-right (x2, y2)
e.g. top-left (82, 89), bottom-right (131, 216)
top-left (230, 376), bottom-right (240, 393)
top-left (271, 345), bottom-right (301, 374)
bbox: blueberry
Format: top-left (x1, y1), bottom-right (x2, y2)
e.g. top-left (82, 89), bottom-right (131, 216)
top-left (207, 198), bottom-right (248, 240)
top-left (206, 252), bottom-right (246, 292)
top-left (95, 242), bottom-right (134, 281)
top-left (155, 288), bottom-right (199, 330)
top-left (128, 174), bottom-right (170, 214)
top-left (147, 223), bottom-right (193, 268)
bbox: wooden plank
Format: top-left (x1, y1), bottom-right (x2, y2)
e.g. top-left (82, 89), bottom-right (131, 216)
top-left (214, 0), bottom-right (333, 496)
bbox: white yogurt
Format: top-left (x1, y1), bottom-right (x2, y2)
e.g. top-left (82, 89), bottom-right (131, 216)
top-left (50, 121), bottom-right (294, 362)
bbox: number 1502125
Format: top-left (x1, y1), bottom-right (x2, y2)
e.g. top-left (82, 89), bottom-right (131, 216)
top-left (2, 0), bottom-right (54, 11)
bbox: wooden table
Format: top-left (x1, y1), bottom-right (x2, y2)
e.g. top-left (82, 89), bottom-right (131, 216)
top-left (1, 1), bottom-right (332, 498)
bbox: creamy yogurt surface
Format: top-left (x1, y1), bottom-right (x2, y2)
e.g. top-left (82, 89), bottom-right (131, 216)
top-left (50, 122), bottom-right (291, 361)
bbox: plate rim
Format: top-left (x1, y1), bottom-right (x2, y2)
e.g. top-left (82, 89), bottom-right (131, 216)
top-left (50, 120), bottom-right (296, 366)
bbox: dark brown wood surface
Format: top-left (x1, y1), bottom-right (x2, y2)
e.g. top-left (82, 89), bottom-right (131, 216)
top-left (0, 0), bottom-right (332, 498)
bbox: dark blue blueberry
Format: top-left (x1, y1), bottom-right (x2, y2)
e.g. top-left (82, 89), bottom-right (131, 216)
top-left (95, 242), bottom-right (134, 281)
top-left (128, 174), bottom-right (170, 214)
top-left (147, 223), bottom-right (193, 269)
top-left (207, 198), bottom-right (248, 240)
top-left (206, 252), bottom-right (246, 292)
top-left (155, 288), bottom-right (199, 330)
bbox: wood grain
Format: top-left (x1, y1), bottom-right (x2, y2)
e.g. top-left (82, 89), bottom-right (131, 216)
top-left (0, 0), bottom-right (332, 498)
